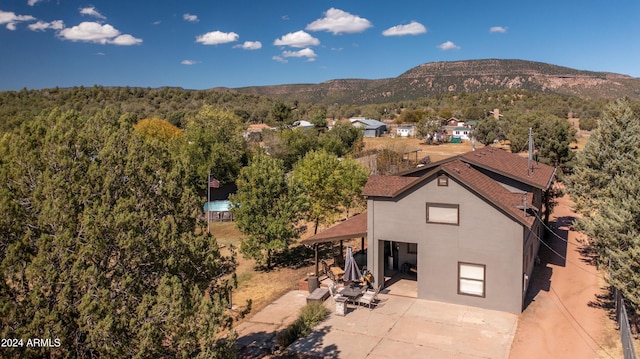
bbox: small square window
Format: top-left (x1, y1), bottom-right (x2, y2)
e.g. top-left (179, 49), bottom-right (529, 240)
top-left (437, 175), bottom-right (448, 187)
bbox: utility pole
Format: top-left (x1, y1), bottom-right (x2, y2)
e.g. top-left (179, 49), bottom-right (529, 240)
top-left (527, 128), bottom-right (533, 176)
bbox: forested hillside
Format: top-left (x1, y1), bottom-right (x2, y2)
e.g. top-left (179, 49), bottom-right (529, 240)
top-left (234, 59), bottom-right (640, 104)
top-left (0, 85), bottom-right (626, 135)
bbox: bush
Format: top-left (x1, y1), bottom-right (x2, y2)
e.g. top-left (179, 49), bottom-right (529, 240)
top-left (275, 303), bottom-right (329, 349)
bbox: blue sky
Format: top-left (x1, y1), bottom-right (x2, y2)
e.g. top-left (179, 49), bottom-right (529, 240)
top-left (1, 1), bottom-right (639, 91)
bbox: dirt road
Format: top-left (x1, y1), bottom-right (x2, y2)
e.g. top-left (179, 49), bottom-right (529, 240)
top-left (509, 194), bottom-right (622, 359)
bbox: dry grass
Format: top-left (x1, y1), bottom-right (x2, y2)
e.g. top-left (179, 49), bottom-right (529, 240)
top-left (362, 136), bottom-right (481, 162)
top-left (209, 222), bottom-right (314, 322)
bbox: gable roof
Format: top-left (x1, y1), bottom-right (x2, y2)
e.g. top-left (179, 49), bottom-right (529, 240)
top-left (441, 160), bottom-right (536, 227)
top-left (362, 175), bottom-right (421, 197)
top-left (363, 147), bottom-right (555, 228)
top-left (349, 118), bottom-right (386, 129)
top-left (460, 147), bottom-right (556, 190)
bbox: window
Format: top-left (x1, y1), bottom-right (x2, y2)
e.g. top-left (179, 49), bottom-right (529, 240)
top-left (407, 243), bottom-right (417, 254)
top-left (458, 262), bottom-right (485, 297)
top-left (426, 203), bottom-right (459, 225)
top-left (437, 174), bottom-right (448, 186)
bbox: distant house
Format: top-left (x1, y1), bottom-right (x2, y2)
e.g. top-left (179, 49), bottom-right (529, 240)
top-left (293, 120), bottom-right (315, 129)
top-left (349, 117), bottom-right (387, 137)
top-left (452, 127), bottom-right (471, 141)
top-left (396, 125), bottom-right (416, 138)
top-left (362, 147), bottom-right (556, 313)
top-left (243, 123), bottom-right (273, 140)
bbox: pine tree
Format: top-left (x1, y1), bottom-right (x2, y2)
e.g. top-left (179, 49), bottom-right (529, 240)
top-left (566, 98), bottom-right (640, 308)
top-left (0, 108), bottom-right (237, 358)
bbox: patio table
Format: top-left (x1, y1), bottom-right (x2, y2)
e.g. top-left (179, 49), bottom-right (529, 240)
top-left (340, 286), bottom-right (364, 306)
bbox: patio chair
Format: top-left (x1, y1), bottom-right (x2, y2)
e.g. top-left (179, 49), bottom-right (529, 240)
top-left (328, 283), bottom-right (343, 300)
top-left (359, 285), bottom-right (381, 309)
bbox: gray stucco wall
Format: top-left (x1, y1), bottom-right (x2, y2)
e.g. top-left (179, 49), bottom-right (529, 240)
top-left (367, 173), bottom-right (527, 313)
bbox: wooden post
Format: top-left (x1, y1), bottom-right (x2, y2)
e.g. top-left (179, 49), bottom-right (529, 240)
top-left (314, 244), bottom-right (319, 276)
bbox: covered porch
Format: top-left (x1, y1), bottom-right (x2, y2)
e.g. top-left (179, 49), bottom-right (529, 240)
top-left (301, 213), bottom-right (368, 281)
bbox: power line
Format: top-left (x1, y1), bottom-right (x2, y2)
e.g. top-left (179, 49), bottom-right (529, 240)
top-left (547, 285), bottom-right (618, 359)
top-left (529, 228), bottom-right (617, 358)
top-left (532, 230), bottom-right (605, 280)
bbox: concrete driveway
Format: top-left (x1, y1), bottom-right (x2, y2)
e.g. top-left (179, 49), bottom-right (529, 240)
top-left (289, 292), bottom-right (518, 359)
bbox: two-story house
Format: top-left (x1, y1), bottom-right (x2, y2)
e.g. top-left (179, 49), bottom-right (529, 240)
top-left (363, 147), bottom-right (555, 313)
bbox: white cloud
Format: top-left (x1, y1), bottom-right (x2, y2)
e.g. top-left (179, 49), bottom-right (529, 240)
top-left (490, 26), bottom-right (507, 33)
top-left (28, 0), bottom-right (44, 6)
top-left (153, 20), bottom-right (161, 25)
top-left (28, 20), bottom-right (64, 31)
top-left (282, 48), bottom-right (317, 61)
top-left (111, 34), bottom-right (142, 45)
top-left (0, 10), bottom-right (36, 30)
top-left (438, 41), bottom-right (460, 50)
top-left (195, 30), bottom-right (239, 45)
top-left (58, 22), bottom-right (141, 45)
top-left (181, 60), bottom-right (199, 65)
top-left (382, 21), bottom-right (427, 36)
top-left (272, 55), bottom-right (288, 63)
top-left (274, 30), bottom-right (319, 48)
top-left (183, 13), bottom-right (198, 23)
top-left (306, 8), bottom-right (372, 35)
top-left (80, 6), bottom-right (106, 20)
top-left (234, 41), bottom-right (262, 50)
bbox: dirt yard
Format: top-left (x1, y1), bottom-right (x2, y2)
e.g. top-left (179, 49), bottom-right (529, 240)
top-left (508, 193), bottom-right (623, 359)
top-left (362, 136), bottom-right (479, 162)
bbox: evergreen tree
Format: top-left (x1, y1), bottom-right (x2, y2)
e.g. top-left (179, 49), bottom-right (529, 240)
top-left (0, 109), bottom-right (237, 358)
top-left (566, 99), bottom-right (640, 308)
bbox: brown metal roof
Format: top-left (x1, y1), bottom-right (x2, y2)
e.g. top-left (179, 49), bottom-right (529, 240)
top-left (300, 212), bottom-right (368, 245)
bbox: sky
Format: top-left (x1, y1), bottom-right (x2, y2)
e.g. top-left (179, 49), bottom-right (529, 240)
top-left (1, 1), bottom-right (639, 91)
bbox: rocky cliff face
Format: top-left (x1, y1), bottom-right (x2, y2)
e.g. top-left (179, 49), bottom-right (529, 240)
top-left (234, 59), bottom-right (640, 104)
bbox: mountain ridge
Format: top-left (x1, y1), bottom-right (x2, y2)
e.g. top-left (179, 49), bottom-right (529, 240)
top-left (229, 59), bottom-right (640, 104)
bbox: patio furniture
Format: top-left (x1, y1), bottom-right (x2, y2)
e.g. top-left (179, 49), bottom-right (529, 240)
top-left (306, 287), bottom-right (329, 304)
top-left (340, 285), bottom-right (364, 306)
top-left (359, 285), bottom-right (381, 309)
top-left (322, 260), bottom-right (345, 282)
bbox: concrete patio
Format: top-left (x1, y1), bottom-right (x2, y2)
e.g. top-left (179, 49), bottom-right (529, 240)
top-left (289, 291), bottom-right (518, 359)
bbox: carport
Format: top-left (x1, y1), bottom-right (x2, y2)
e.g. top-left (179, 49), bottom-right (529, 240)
top-left (301, 212), bottom-right (367, 277)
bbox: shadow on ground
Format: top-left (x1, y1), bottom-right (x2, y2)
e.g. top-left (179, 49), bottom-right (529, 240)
top-left (286, 325), bottom-right (340, 359)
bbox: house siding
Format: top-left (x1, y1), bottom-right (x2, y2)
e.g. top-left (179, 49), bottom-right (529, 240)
top-left (367, 174), bottom-right (526, 313)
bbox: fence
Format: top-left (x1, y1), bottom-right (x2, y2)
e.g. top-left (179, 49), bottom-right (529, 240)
top-left (614, 286), bottom-right (638, 359)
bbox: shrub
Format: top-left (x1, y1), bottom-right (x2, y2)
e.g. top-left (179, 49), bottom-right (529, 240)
top-left (275, 303), bottom-right (329, 349)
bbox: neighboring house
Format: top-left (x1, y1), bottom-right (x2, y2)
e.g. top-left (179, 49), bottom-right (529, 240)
top-left (243, 123), bottom-right (273, 140)
top-left (451, 126), bottom-right (472, 140)
top-left (363, 147), bottom-right (556, 313)
top-left (293, 120), bottom-right (315, 129)
top-left (349, 117), bottom-right (387, 137)
top-left (396, 125), bottom-right (416, 138)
